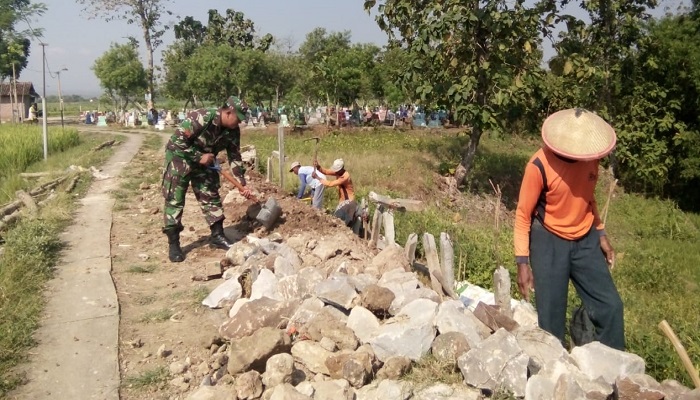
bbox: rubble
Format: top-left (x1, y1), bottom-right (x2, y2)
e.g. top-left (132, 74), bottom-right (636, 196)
top-left (184, 199), bottom-right (690, 400)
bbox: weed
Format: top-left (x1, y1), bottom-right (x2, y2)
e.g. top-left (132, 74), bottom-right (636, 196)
top-left (134, 294), bottom-right (157, 306)
top-left (127, 264), bottom-right (156, 274)
top-left (123, 366), bottom-right (169, 389)
top-left (139, 308), bottom-right (174, 323)
top-left (191, 286), bottom-right (209, 306)
top-left (402, 355), bottom-right (463, 387)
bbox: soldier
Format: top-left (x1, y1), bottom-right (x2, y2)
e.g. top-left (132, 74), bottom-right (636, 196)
top-left (162, 96), bottom-right (254, 263)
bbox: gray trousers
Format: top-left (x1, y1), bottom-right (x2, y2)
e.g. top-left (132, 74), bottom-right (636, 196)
top-left (530, 219), bottom-right (625, 350)
top-left (311, 185), bottom-right (324, 210)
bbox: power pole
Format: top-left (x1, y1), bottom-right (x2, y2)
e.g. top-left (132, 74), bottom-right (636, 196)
top-left (11, 63), bottom-right (18, 123)
top-left (57, 68), bottom-right (67, 130)
top-left (41, 42), bottom-right (48, 161)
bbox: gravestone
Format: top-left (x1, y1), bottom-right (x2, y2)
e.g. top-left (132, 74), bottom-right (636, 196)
top-left (96, 116), bottom-right (108, 127)
top-left (280, 114), bottom-right (290, 128)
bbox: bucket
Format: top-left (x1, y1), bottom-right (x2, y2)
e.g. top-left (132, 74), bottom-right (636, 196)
top-left (256, 197), bottom-right (282, 229)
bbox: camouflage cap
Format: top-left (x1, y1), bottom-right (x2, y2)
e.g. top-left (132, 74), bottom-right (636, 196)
top-left (224, 96), bottom-right (248, 122)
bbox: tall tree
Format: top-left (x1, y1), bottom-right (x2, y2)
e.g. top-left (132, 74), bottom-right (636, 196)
top-left (364, 0), bottom-right (557, 189)
top-left (0, 0), bottom-right (45, 80)
top-left (92, 42), bottom-right (148, 110)
top-left (76, 0), bottom-right (172, 106)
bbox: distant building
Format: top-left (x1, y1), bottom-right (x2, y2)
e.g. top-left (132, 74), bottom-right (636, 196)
top-left (0, 81), bottom-right (39, 122)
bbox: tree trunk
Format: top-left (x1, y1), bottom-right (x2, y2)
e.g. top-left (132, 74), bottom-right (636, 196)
top-left (142, 25), bottom-right (155, 108)
top-left (453, 126), bottom-right (483, 188)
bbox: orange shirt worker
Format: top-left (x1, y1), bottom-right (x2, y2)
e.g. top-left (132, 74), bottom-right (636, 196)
top-left (514, 108), bottom-right (624, 350)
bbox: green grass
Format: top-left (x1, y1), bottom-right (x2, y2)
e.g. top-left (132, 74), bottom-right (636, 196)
top-left (138, 308), bottom-right (175, 323)
top-left (123, 366), bottom-right (169, 389)
top-left (0, 131), bottom-right (120, 395)
top-left (127, 264), bottom-right (156, 274)
top-left (246, 127), bottom-right (699, 386)
top-left (112, 133), bottom-right (163, 211)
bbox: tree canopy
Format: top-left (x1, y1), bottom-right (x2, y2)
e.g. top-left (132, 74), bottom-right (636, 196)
top-left (92, 42), bottom-right (147, 110)
top-left (0, 0), bottom-right (45, 80)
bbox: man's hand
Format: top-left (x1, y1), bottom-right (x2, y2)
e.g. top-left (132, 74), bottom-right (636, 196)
top-left (238, 186), bottom-right (253, 199)
top-left (199, 153), bottom-right (215, 166)
top-left (311, 172), bottom-right (319, 180)
top-left (517, 263), bottom-right (534, 301)
top-left (600, 235), bottom-right (615, 268)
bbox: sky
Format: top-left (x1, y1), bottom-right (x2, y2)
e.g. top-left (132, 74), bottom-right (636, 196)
top-left (17, 0), bottom-right (687, 98)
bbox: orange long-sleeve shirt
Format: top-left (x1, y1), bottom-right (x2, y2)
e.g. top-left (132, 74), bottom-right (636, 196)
top-left (514, 148), bottom-right (605, 263)
top-left (318, 167), bottom-right (355, 203)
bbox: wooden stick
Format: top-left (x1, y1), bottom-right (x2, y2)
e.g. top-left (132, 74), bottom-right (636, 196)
top-left (19, 172), bottom-right (54, 178)
top-left (93, 139), bottom-right (116, 151)
top-left (602, 178), bottom-right (618, 225)
top-left (659, 320), bottom-right (700, 388)
top-left (16, 190), bottom-right (38, 214)
top-left (0, 200), bottom-right (22, 217)
top-left (65, 175), bottom-right (80, 193)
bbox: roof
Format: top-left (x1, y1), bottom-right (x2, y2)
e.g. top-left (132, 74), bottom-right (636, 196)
top-left (0, 82), bottom-right (39, 97)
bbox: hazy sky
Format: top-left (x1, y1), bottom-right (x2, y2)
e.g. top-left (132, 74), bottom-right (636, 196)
top-left (17, 0), bottom-right (685, 97)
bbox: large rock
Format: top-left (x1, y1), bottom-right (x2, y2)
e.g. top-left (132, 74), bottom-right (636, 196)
top-left (434, 300), bottom-right (484, 347)
top-left (348, 274), bottom-right (378, 293)
top-left (371, 244), bottom-right (411, 275)
top-left (389, 288), bottom-right (441, 315)
top-left (219, 297), bottom-right (301, 340)
top-left (375, 379), bottom-right (413, 400)
top-left (305, 310), bottom-right (359, 350)
top-left (250, 268), bottom-right (279, 300)
top-left (296, 267), bottom-right (325, 298)
top-left (312, 379), bottom-right (355, 400)
top-left (377, 270), bottom-right (420, 295)
top-left (261, 353), bottom-right (295, 387)
top-left (315, 276), bottom-right (359, 310)
top-left (288, 297), bottom-right (325, 328)
top-left (227, 327), bottom-right (291, 375)
top-left (346, 306), bottom-right (380, 344)
top-left (202, 278), bottom-right (242, 309)
top-left (186, 385), bottom-right (238, 400)
top-left (273, 256), bottom-right (296, 278)
top-left (413, 384), bottom-right (482, 400)
top-left (457, 328), bottom-right (529, 397)
top-left (660, 379), bottom-right (692, 399)
top-left (235, 370), bottom-right (263, 400)
top-left (431, 332), bottom-right (470, 367)
top-left (376, 356), bottom-right (412, 380)
top-left (226, 241), bottom-right (260, 265)
top-left (291, 341), bottom-right (334, 375)
top-left (516, 327), bottom-right (572, 374)
top-left (228, 298), bottom-right (250, 318)
top-left (277, 275), bottom-right (301, 301)
top-left (570, 341), bottom-right (646, 385)
top-left (312, 237), bottom-right (344, 261)
top-left (615, 374), bottom-right (666, 400)
top-left (269, 383), bottom-right (313, 400)
top-left (527, 359), bottom-right (613, 399)
top-left (369, 299), bottom-right (438, 361)
top-left (325, 351), bottom-right (373, 388)
top-left (360, 284), bottom-right (395, 317)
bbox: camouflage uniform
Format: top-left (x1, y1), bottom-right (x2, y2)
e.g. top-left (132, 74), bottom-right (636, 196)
top-left (161, 108), bottom-right (245, 232)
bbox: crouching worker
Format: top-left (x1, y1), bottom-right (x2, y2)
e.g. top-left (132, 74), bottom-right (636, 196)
top-left (313, 159), bottom-right (359, 228)
top-left (290, 161), bottom-right (326, 209)
top-left (162, 96), bottom-right (254, 263)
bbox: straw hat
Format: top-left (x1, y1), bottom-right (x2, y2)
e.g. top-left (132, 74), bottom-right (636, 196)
top-left (289, 161), bottom-right (301, 172)
top-left (541, 108), bottom-right (616, 161)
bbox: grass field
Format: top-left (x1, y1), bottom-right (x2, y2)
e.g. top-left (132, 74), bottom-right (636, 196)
top-left (0, 129), bottom-right (121, 395)
top-left (245, 127), bottom-right (700, 386)
top-left (0, 125), bottom-right (83, 203)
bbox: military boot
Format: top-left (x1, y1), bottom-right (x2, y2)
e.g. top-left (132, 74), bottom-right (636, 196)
top-left (164, 227), bottom-right (184, 263)
top-left (209, 220), bottom-right (232, 249)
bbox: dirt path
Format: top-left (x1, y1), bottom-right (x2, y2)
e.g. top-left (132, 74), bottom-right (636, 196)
top-left (10, 131), bottom-right (143, 400)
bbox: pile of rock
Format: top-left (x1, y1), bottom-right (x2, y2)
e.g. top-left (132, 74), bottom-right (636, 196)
top-left (189, 233), bottom-right (699, 400)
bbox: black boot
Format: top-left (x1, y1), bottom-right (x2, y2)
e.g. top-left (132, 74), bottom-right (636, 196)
top-left (164, 228), bottom-right (184, 262)
top-left (210, 220), bottom-right (232, 249)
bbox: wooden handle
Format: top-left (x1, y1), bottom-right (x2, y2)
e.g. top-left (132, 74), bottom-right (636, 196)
top-left (659, 320), bottom-right (700, 388)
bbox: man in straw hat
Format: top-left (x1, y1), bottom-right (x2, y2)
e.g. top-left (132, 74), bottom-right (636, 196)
top-left (514, 108), bottom-right (625, 350)
top-left (313, 158), bottom-right (358, 228)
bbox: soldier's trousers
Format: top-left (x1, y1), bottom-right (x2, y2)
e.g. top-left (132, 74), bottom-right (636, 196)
top-left (162, 153), bottom-right (224, 231)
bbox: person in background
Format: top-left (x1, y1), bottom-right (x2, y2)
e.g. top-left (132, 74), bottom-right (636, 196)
top-left (313, 158), bottom-right (357, 226)
top-left (289, 161), bottom-right (326, 210)
top-left (514, 108), bottom-right (625, 350)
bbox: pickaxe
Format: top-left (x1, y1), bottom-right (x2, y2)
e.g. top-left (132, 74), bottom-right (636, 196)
top-left (304, 137), bottom-right (321, 174)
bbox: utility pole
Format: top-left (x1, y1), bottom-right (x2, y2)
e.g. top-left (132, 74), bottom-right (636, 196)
top-left (56, 68), bottom-right (67, 130)
top-left (11, 63), bottom-right (18, 123)
top-left (41, 42), bottom-right (48, 161)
